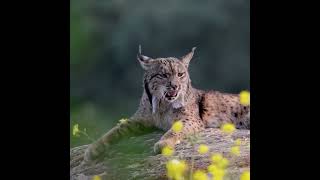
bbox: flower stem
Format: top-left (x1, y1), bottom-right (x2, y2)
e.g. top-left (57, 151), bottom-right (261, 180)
top-left (80, 131), bottom-right (95, 142)
top-left (189, 154), bottom-right (195, 180)
top-left (189, 143), bottom-right (195, 180)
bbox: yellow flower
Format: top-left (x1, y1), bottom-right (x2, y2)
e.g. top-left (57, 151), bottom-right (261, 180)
top-left (212, 168), bottom-right (225, 180)
top-left (230, 146), bottom-right (240, 156)
top-left (239, 90), bottom-right (250, 106)
top-left (211, 154), bottom-right (229, 169)
top-left (207, 164), bottom-right (218, 174)
top-left (217, 158), bottom-right (229, 169)
top-left (211, 153), bottom-right (223, 164)
top-left (208, 164), bottom-right (225, 180)
top-left (92, 175), bottom-right (101, 180)
top-left (119, 118), bottom-right (128, 124)
top-left (162, 146), bottom-right (174, 157)
top-left (193, 170), bottom-right (208, 180)
top-left (198, 144), bottom-right (209, 154)
top-left (172, 121), bottom-right (183, 133)
top-left (72, 124), bottom-right (80, 136)
top-left (240, 170), bottom-right (250, 180)
top-left (235, 138), bottom-right (241, 145)
top-left (211, 154), bottom-right (228, 169)
top-left (166, 159), bottom-right (187, 180)
top-left (221, 123), bottom-right (235, 134)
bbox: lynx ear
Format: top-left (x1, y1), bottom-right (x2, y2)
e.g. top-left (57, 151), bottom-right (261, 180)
top-left (181, 47), bottom-right (196, 67)
top-left (137, 45), bottom-right (156, 70)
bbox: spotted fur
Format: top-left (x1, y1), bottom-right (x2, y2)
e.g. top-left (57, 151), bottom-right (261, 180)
top-left (83, 47), bottom-right (250, 163)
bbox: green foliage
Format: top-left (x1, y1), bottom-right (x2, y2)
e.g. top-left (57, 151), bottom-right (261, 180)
top-left (70, 0), bottom-right (250, 148)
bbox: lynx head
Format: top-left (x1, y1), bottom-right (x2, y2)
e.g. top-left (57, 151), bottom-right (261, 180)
top-left (137, 46), bottom-right (196, 113)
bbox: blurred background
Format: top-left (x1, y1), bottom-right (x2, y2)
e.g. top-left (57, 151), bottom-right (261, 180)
top-left (70, 0), bottom-right (250, 148)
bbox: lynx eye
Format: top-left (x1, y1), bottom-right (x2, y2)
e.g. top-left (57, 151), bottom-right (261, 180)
top-left (159, 73), bottom-right (169, 78)
top-left (178, 72), bottom-right (185, 77)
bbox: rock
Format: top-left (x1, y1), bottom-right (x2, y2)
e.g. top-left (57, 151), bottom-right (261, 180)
top-left (70, 128), bottom-right (250, 180)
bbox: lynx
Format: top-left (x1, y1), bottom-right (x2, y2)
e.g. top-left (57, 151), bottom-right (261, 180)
top-left (83, 47), bottom-right (250, 164)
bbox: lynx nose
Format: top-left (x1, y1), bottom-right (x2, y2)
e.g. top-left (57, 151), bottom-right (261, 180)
top-left (168, 82), bottom-right (179, 90)
top-left (171, 84), bottom-right (178, 90)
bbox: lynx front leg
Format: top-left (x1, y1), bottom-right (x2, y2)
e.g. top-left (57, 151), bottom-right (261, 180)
top-left (153, 119), bottom-right (205, 154)
top-left (83, 119), bottom-right (152, 164)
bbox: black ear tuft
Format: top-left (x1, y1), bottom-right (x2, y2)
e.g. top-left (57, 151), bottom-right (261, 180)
top-left (137, 45), bottom-right (155, 70)
top-left (137, 44), bottom-right (150, 61)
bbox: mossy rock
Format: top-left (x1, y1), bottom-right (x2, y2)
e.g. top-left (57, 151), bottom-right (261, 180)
top-left (70, 128), bottom-right (250, 180)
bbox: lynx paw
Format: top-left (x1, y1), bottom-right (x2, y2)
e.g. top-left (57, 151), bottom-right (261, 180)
top-left (153, 141), bottom-right (166, 154)
top-left (83, 144), bottom-right (107, 165)
top-left (153, 140), bottom-right (175, 154)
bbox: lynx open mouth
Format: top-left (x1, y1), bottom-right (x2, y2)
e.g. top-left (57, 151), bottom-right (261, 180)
top-left (165, 90), bottom-right (178, 100)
